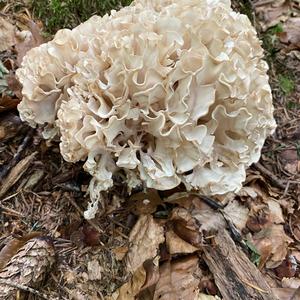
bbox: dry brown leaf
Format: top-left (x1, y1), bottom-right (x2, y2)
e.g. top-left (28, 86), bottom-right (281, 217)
top-left (279, 18), bottom-right (300, 48)
top-left (197, 294), bottom-right (221, 300)
top-left (0, 237), bottom-right (55, 299)
top-left (253, 224), bottom-right (293, 268)
top-left (112, 246), bottom-right (128, 261)
top-left (280, 149), bottom-right (300, 174)
top-left (0, 232), bottom-right (42, 270)
top-left (166, 229), bottom-right (199, 255)
top-left (6, 72), bottom-right (22, 99)
top-left (254, 0), bottom-right (290, 30)
top-left (275, 255), bottom-right (297, 278)
top-left (223, 200), bottom-right (249, 231)
top-left (15, 20), bottom-right (44, 66)
top-left (137, 257), bottom-right (160, 299)
top-left (0, 95), bottom-right (20, 113)
top-left (282, 277), bottom-right (300, 289)
top-left (125, 215), bottom-right (164, 273)
top-left (0, 17), bottom-right (15, 52)
top-left (105, 265), bottom-right (146, 300)
top-left (153, 255), bottom-right (200, 300)
top-left (0, 113), bottom-right (22, 142)
top-left (191, 206), bottom-right (225, 233)
top-left (267, 199), bottom-right (284, 224)
top-left (272, 287), bottom-right (300, 300)
top-left (171, 207), bottom-right (202, 247)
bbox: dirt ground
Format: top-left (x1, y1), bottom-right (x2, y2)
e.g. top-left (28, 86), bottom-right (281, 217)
top-left (0, 1), bottom-right (299, 299)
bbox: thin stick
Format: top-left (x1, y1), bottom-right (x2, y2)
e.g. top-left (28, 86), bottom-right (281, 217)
top-left (0, 128), bottom-right (35, 180)
top-left (254, 163), bottom-right (286, 189)
top-left (0, 278), bottom-right (48, 299)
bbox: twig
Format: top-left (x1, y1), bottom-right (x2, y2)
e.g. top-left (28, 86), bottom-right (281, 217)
top-left (0, 278), bottom-right (48, 299)
top-left (191, 193), bottom-right (224, 210)
top-left (0, 128), bottom-right (35, 180)
top-left (254, 163), bottom-right (286, 189)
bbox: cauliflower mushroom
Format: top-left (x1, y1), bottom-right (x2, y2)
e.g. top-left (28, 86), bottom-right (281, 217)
top-left (17, 0), bottom-right (276, 219)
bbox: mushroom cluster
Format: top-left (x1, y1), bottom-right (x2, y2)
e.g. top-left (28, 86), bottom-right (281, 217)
top-left (17, 0), bottom-right (276, 218)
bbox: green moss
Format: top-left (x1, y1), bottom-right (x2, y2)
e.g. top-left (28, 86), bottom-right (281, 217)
top-left (30, 0), bottom-right (133, 34)
top-left (261, 23), bottom-right (283, 61)
top-left (278, 74), bottom-right (295, 95)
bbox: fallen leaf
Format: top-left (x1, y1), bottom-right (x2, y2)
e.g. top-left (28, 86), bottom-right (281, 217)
top-left (6, 72), bottom-right (22, 99)
top-left (192, 206), bottom-right (225, 233)
top-left (267, 199), bottom-right (284, 224)
top-left (280, 149), bottom-right (300, 174)
top-left (246, 206), bottom-right (271, 232)
top-left (253, 224), bottom-right (293, 268)
top-left (275, 255), bottom-right (297, 279)
top-left (254, 0), bottom-right (290, 31)
top-left (171, 207), bottom-right (202, 247)
top-left (106, 265), bottom-right (146, 300)
top-left (272, 287), bottom-right (300, 300)
top-left (279, 18), bottom-right (300, 48)
top-left (153, 255), bottom-right (201, 300)
top-left (0, 113), bottom-right (22, 142)
top-left (125, 215), bottom-right (164, 273)
top-left (0, 95), bottom-right (19, 113)
top-left (112, 246), bottom-right (128, 261)
top-left (166, 228), bottom-right (199, 255)
top-left (137, 257), bottom-right (160, 299)
top-left (197, 294), bottom-right (221, 300)
top-left (282, 277), bottom-right (300, 289)
top-left (0, 232), bottom-right (42, 270)
top-left (223, 200), bottom-right (249, 231)
top-left (0, 17), bottom-right (15, 52)
top-left (15, 20), bottom-right (44, 66)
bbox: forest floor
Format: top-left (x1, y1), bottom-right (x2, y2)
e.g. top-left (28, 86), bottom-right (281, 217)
top-left (0, 0), bottom-right (299, 299)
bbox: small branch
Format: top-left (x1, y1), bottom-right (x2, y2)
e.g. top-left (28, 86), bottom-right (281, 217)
top-left (254, 163), bottom-right (286, 189)
top-left (0, 128), bottom-right (35, 180)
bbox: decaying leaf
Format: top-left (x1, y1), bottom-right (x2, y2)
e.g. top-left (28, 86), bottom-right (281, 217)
top-left (15, 20), bottom-right (44, 65)
top-left (166, 229), bottom-right (199, 255)
top-left (197, 294), bottom-right (222, 300)
top-left (0, 17), bottom-right (15, 52)
top-left (254, 0), bottom-right (290, 30)
top-left (0, 236), bottom-right (55, 299)
top-left (223, 200), bottom-right (249, 231)
top-left (0, 95), bottom-right (19, 113)
top-left (125, 215), bottom-right (164, 273)
top-left (282, 277), bottom-right (300, 289)
top-left (171, 208), bottom-right (202, 247)
top-left (253, 224), bottom-right (293, 268)
top-left (106, 265), bottom-right (146, 300)
top-left (279, 18), bottom-right (300, 48)
top-left (191, 206), bottom-right (225, 233)
top-left (0, 232), bottom-right (42, 270)
top-left (272, 287), bottom-right (300, 300)
top-left (267, 199), bottom-right (284, 224)
top-left (153, 255), bottom-right (200, 300)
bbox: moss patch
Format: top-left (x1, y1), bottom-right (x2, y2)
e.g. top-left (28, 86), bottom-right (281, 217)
top-left (31, 0), bottom-right (133, 34)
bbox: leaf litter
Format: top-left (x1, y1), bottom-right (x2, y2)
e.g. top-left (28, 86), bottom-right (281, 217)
top-left (0, 0), bottom-right (300, 299)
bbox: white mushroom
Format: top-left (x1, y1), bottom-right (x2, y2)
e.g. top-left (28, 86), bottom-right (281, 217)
top-left (17, 0), bottom-right (276, 218)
